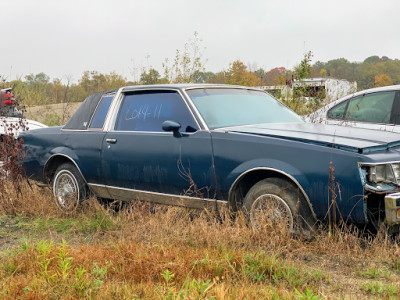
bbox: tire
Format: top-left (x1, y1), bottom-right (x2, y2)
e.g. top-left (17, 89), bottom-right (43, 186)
top-left (52, 163), bottom-right (88, 212)
top-left (242, 177), bottom-right (314, 233)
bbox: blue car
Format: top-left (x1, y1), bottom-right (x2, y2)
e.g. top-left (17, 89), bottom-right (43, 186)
top-left (19, 84), bottom-right (400, 232)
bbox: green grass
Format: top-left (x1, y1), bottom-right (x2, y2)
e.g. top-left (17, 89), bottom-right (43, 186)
top-left (0, 239), bottom-right (328, 299)
top-left (360, 280), bottom-right (398, 297)
top-left (0, 185), bottom-right (400, 299)
top-left (42, 113), bottom-right (61, 126)
top-left (358, 265), bottom-right (392, 279)
top-left (14, 212), bottom-right (118, 235)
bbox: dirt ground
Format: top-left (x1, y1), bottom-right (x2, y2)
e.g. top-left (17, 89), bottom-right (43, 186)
top-left (0, 214), bottom-right (96, 253)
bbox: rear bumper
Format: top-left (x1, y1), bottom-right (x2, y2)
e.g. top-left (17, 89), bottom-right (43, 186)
top-left (384, 192), bottom-right (400, 225)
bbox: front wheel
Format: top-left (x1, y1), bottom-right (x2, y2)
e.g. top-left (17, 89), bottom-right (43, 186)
top-left (52, 163), bottom-right (88, 212)
top-left (242, 177), bottom-right (314, 233)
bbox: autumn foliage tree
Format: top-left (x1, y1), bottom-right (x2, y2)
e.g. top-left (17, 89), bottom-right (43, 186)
top-left (225, 61), bottom-right (263, 86)
top-left (79, 71), bottom-right (127, 95)
top-left (374, 73), bottom-right (393, 87)
top-left (264, 67), bottom-right (286, 85)
top-left (312, 56), bottom-right (400, 89)
top-left (4, 43), bottom-right (400, 109)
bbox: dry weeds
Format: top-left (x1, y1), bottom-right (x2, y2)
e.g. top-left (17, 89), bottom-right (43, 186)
top-left (0, 180), bottom-right (399, 299)
top-left (24, 102), bottom-right (81, 125)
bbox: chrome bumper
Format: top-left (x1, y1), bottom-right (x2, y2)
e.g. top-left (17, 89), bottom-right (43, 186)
top-left (384, 192), bottom-right (400, 225)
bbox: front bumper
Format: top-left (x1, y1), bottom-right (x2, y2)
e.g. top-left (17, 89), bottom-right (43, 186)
top-left (384, 192), bottom-right (400, 225)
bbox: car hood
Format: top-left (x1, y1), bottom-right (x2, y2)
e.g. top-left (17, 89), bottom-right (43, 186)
top-left (216, 122), bottom-right (400, 154)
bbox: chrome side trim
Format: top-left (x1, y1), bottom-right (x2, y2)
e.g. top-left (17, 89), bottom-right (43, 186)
top-left (228, 167), bottom-right (317, 219)
top-left (358, 161), bottom-right (400, 167)
top-left (87, 183), bottom-right (112, 199)
top-left (103, 88), bottom-right (124, 132)
top-left (183, 85), bottom-right (261, 91)
top-left (176, 89), bottom-right (201, 130)
top-left (61, 129), bottom-right (88, 132)
top-left (60, 128), bottom-right (107, 132)
top-left (181, 89), bottom-right (209, 131)
top-left (44, 153), bottom-right (87, 185)
top-left (88, 183), bottom-right (227, 211)
top-left (105, 129), bottom-right (207, 135)
top-left (215, 122), bottom-right (298, 131)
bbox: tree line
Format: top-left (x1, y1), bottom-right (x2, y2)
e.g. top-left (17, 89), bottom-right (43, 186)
top-left (1, 46), bottom-right (399, 107)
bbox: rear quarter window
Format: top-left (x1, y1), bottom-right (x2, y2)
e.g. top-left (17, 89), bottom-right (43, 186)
top-left (327, 100), bottom-right (347, 120)
top-left (89, 95), bottom-right (114, 129)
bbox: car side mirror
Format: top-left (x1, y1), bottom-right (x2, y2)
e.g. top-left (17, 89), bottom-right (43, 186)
top-left (162, 120), bottom-right (182, 138)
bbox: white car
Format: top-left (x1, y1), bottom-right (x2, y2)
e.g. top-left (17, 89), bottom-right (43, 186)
top-left (0, 116), bottom-right (47, 139)
top-left (0, 117), bottom-right (46, 174)
top-left (307, 85), bottom-right (400, 133)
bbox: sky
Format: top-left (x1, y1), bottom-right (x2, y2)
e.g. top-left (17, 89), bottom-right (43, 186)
top-left (1, 0), bottom-right (399, 83)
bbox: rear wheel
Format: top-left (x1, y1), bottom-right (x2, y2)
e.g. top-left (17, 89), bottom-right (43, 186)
top-left (52, 163), bottom-right (88, 212)
top-left (243, 177), bottom-right (314, 233)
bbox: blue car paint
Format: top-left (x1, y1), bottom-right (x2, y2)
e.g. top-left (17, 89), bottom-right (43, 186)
top-left (22, 121), bottom-right (392, 224)
top-left (101, 130), bottom-right (215, 196)
top-left (18, 84), bottom-right (400, 228)
top-left (210, 130), bottom-right (367, 222)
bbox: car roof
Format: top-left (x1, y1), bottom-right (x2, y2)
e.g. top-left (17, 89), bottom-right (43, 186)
top-left (63, 84), bottom-right (267, 130)
top-left (336, 84), bottom-right (400, 102)
top-left (310, 84), bottom-right (400, 117)
top-left (121, 83), bottom-right (263, 92)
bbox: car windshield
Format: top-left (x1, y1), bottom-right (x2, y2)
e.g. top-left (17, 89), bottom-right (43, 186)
top-left (186, 88), bottom-right (303, 129)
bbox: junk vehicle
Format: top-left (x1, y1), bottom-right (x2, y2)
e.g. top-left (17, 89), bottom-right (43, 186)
top-left (17, 84), bottom-right (400, 233)
top-left (0, 88), bottom-right (47, 139)
top-left (0, 88), bottom-right (23, 118)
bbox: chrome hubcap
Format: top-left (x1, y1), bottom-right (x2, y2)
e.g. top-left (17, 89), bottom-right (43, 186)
top-left (250, 194), bottom-right (294, 230)
top-left (53, 170), bottom-right (79, 211)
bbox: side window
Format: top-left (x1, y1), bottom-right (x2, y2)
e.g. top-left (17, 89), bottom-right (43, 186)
top-left (115, 91), bottom-right (198, 132)
top-left (89, 95), bottom-right (114, 129)
top-left (327, 100), bottom-right (348, 120)
top-left (345, 91), bottom-right (396, 123)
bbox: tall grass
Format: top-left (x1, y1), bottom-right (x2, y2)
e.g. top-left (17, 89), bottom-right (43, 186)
top-left (0, 179), bottom-right (399, 298)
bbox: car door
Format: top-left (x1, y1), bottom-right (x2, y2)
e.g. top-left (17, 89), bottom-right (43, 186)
top-left (101, 90), bottom-right (216, 203)
top-left (326, 90), bottom-right (400, 131)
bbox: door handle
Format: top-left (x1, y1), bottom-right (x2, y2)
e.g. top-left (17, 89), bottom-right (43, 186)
top-left (106, 138), bottom-right (117, 144)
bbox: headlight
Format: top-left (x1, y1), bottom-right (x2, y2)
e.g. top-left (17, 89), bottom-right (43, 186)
top-left (363, 163), bottom-right (400, 184)
top-left (392, 163), bottom-right (400, 179)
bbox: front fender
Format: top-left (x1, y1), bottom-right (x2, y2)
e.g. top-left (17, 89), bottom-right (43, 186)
top-left (225, 159), bottom-right (316, 219)
top-left (225, 158), bottom-right (310, 193)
